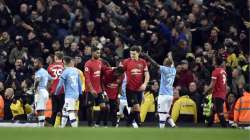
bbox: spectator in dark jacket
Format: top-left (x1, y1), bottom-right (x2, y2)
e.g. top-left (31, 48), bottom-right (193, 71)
top-left (176, 59), bottom-right (194, 88)
top-left (188, 82), bottom-right (203, 123)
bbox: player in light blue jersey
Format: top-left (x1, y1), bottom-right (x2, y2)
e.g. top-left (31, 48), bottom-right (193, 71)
top-left (116, 73), bottom-right (129, 127)
top-left (34, 57), bottom-right (52, 127)
top-left (144, 52), bottom-right (176, 128)
top-left (55, 56), bottom-right (82, 128)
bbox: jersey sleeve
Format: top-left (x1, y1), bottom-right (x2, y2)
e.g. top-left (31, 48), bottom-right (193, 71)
top-left (84, 62), bottom-right (90, 79)
top-left (211, 70), bottom-right (218, 80)
top-left (84, 61), bottom-right (93, 91)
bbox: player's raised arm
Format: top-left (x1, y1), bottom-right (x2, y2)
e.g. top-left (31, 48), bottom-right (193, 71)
top-left (168, 52), bottom-right (175, 67)
top-left (141, 53), bottom-right (160, 68)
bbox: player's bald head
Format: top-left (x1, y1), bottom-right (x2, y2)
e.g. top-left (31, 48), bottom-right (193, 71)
top-left (4, 88), bottom-right (14, 100)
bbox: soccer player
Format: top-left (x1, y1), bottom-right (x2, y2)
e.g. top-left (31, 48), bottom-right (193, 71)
top-left (144, 52), bottom-right (176, 128)
top-left (116, 73), bottom-right (130, 127)
top-left (103, 67), bottom-right (124, 126)
top-left (205, 55), bottom-right (228, 127)
top-left (34, 57), bottom-right (52, 127)
top-left (55, 56), bottom-right (82, 128)
top-left (47, 51), bottom-right (64, 126)
top-left (84, 47), bottom-right (109, 127)
top-left (120, 45), bottom-right (150, 127)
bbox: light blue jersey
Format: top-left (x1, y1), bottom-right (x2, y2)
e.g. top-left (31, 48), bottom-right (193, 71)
top-left (159, 66), bottom-right (176, 96)
top-left (55, 67), bottom-right (82, 100)
top-left (35, 68), bottom-right (52, 90)
top-left (120, 74), bottom-right (127, 100)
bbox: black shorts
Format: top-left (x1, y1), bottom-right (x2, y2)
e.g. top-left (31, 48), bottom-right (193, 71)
top-left (86, 92), bottom-right (106, 106)
top-left (109, 99), bottom-right (118, 111)
top-left (212, 97), bottom-right (225, 113)
top-left (52, 94), bottom-right (65, 113)
top-left (126, 90), bottom-right (143, 107)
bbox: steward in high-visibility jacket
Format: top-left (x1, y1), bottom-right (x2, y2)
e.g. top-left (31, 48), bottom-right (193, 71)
top-left (140, 91), bottom-right (155, 122)
top-left (5, 88), bottom-right (32, 121)
top-left (203, 94), bottom-right (212, 124)
top-left (234, 84), bottom-right (250, 125)
top-left (171, 94), bottom-right (197, 123)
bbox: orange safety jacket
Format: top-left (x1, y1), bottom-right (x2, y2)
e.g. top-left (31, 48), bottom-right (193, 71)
top-left (0, 95), bottom-right (4, 119)
top-left (234, 92), bottom-right (250, 124)
top-left (45, 98), bottom-right (52, 118)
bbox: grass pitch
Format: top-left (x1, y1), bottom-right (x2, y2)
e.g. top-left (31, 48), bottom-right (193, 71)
top-left (0, 127), bottom-right (249, 140)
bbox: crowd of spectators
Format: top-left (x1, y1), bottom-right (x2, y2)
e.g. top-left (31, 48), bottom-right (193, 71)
top-left (0, 0), bottom-right (249, 124)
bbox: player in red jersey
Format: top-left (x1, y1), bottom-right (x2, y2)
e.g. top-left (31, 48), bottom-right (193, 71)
top-left (47, 51), bottom-right (64, 126)
top-left (103, 67), bottom-right (124, 126)
top-left (120, 45), bottom-right (150, 127)
top-left (84, 47), bottom-right (109, 127)
top-left (205, 55), bottom-right (228, 127)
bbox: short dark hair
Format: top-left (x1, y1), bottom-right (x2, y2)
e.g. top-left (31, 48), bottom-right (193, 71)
top-left (63, 56), bottom-right (72, 65)
top-left (244, 84), bottom-right (250, 93)
top-left (55, 51), bottom-right (64, 59)
top-left (91, 46), bottom-right (100, 53)
top-left (130, 45), bottom-right (142, 53)
top-left (215, 55), bottom-right (224, 66)
top-left (36, 57), bottom-right (44, 65)
top-left (180, 87), bottom-right (189, 96)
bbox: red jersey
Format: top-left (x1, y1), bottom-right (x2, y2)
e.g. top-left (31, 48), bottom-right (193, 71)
top-left (103, 69), bottom-right (123, 100)
top-left (211, 67), bottom-right (227, 100)
top-left (84, 59), bottom-right (107, 94)
top-left (47, 62), bottom-right (64, 95)
top-left (121, 58), bottom-right (148, 92)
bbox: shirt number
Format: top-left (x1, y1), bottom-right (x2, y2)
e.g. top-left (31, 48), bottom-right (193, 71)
top-left (51, 69), bottom-right (63, 79)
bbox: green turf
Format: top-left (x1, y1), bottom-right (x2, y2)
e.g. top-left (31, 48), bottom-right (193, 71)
top-left (0, 127), bottom-right (249, 140)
